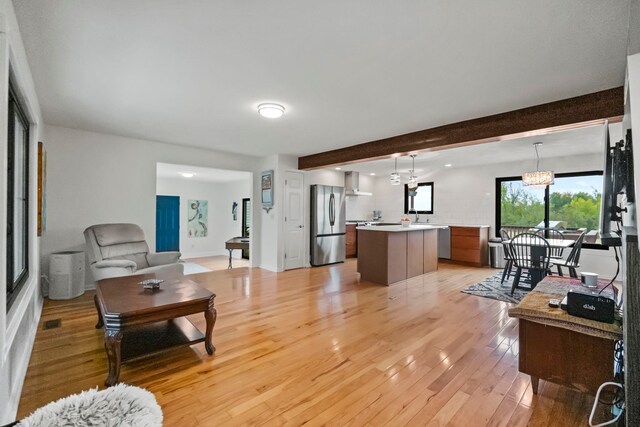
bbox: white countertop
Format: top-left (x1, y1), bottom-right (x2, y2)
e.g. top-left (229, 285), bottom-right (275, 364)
top-left (356, 224), bottom-right (447, 232)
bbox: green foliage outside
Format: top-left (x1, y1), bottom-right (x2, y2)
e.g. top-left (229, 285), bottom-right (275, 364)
top-left (500, 182), bottom-right (601, 231)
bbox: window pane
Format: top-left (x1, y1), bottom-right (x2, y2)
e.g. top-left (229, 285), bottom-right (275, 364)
top-left (414, 186), bottom-right (432, 212)
top-left (12, 113), bottom-right (27, 282)
top-left (549, 175), bottom-right (602, 243)
top-left (499, 180), bottom-right (545, 234)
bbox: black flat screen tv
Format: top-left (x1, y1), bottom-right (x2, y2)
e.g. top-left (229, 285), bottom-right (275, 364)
top-left (600, 125), bottom-right (634, 246)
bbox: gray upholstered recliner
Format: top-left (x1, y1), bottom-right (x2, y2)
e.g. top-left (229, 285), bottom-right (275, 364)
top-left (84, 223), bottom-right (183, 281)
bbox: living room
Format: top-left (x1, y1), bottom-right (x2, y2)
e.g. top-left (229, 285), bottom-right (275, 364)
top-left (2, 1), bottom-right (640, 426)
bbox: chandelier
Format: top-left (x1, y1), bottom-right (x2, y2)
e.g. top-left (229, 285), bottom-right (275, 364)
top-left (523, 142), bottom-right (554, 187)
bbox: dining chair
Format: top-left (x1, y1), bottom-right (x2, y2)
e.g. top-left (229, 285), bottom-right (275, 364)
top-left (535, 228), bottom-right (566, 258)
top-left (508, 233), bottom-right (552, 295)
top-left (499, 228), bottom-right (515, 284)
top-left (551, 231), bottom-right (586, 278)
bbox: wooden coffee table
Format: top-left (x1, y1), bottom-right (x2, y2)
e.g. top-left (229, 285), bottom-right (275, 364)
top-left (94, 272), bottom-right (216, 386)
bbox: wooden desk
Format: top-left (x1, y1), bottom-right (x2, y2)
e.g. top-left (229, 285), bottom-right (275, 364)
top-left (225, 237), bottom-right (250, 269)
top-left (508, 276), bottom-right (621, 395)
top-left (94, 272), bottom-right (216, 386)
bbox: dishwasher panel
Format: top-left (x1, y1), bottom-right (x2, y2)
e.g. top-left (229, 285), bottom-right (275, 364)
top-left (438, 227), bottom-right (451, 259)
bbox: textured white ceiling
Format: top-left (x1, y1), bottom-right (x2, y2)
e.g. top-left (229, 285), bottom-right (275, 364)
top-left (14, 0), bottom-right (631, 157)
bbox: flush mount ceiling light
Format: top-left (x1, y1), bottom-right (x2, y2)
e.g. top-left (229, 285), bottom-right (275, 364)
top-left (370, 173), bottom-right (376, 176)
top-left (335, 167), bottom-right (342, 170)
top-left (444, 164), bottom-right (452, 168)
top-left (257, 103), bottom-right (285, 119)
top-left (390, 157), bottom-right (401, 185)
top-left (522, 142), bottom-right (554, 187)
top-left (181, 172), bottom-right (195, 178)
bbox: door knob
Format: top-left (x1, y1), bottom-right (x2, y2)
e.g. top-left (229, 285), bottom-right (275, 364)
top-left (298, 225), bottom-right (303, 228)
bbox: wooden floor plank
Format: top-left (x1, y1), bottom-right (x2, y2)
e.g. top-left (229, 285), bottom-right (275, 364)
top-left (17, 261), bottom-right (594, 426)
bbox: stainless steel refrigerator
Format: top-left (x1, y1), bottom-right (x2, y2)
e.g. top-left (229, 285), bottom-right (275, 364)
top-left (310, 185), bottom-right (346, 266)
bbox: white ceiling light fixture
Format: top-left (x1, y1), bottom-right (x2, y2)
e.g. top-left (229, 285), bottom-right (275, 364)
top-left (444, 163), bottom-right (452, 168)
top-left (370, 173), bottom-right (375, 176)
top-left (408, 154), bottom-right (418, 190)
top-left (522, 142), bottom-right (554, 187)
top-left (390, 157), bottom-right (401, 185)
top-left (257, 103), bottom-right (285, 119)
top-left (181, 172), bottom-right (196, 178)
top-left (335, 167), bottom-right (342, 170)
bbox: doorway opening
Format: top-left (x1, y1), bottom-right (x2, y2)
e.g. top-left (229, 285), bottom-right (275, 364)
top-left (156, 162), bottom-right (252, 272)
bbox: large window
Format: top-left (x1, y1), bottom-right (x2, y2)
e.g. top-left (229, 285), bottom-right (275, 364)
top-left (496, 171), bottom-right (604, 248)
top-left (404, 182), bottom-right (434, 214)
top-left (7, 83), bottom-right (30, 310)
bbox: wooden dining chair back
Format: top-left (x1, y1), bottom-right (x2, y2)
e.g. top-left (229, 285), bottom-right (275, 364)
top-left (551, 231), bottom-right (586, 277)
top-left (535, 228), bottom-right (565, 258)
top-left (499, 228), bottom-right (515, 283)
top-left (508, 233), bottom-right (552, 295)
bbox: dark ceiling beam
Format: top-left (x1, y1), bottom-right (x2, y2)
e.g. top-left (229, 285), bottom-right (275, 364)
top-left (297, 86), bottom-right (624, 170)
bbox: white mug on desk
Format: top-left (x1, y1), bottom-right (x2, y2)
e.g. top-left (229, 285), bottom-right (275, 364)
top-left (580, 272), bottom-right (598, 288)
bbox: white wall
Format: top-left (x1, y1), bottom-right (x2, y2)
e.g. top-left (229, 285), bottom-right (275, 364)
top-left (0, 2), bottom-right (44, 422)
top-left (41, 125), bottom-right (261, 288)
top-left (156, 177), bottom-right (251, 259)
top-left (344, 174), bottom-right (376, 220)
top-left (370, 152), bottom-right (618, 278)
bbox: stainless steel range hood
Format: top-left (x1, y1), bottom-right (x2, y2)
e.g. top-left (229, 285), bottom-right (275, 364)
top-left (344, 171), bottom-right (372, 196)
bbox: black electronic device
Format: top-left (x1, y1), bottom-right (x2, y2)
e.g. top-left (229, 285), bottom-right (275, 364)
top-left (566, 289), bottom-right (616, 324)
top-left (600, 126), bottom-right (634, 247)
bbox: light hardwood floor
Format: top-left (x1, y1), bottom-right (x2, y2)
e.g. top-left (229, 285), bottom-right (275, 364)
top-left (19, 261), bottom-right (598, 426)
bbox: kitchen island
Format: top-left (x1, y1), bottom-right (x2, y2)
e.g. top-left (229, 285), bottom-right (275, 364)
top-left (356, 224), bottom-right (445, 285)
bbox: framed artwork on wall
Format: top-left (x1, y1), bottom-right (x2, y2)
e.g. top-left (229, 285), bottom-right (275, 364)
top-left (188, 199), bottom-right (208, 237)
top-left (261, 170), bottom-right (274, 212)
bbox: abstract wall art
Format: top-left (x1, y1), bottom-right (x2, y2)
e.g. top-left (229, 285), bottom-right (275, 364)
top-left (188, 199), bottom-right (208, 237)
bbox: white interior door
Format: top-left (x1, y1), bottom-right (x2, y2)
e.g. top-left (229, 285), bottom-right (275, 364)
top-left (284, 171), bottom-right (305, 270)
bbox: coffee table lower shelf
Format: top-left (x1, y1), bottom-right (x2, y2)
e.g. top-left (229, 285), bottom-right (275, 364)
top-left (120, 317), bottom-right (205, 362)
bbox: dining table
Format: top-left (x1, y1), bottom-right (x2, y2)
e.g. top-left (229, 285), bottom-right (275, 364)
top-left (504, 237), bottom-right (575, 287)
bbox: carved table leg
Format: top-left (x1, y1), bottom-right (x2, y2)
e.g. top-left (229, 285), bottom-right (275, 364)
top-left (104, 329), bottom-right (123, 387)
top-left (94, 294), bottom-right (104, 329)
top-left (204, 303), bottom-right (217, 355)
top-left (531, 376), bottom-right (539, 394)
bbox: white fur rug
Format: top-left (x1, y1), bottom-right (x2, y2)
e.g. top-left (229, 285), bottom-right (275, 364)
top-left (18, 384), bottom-right (162, 427)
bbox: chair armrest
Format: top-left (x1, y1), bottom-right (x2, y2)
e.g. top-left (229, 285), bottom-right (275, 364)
top-left (93, 259), bottom-right (137, 270)
top-left (146, 252), bottom-right (181, 267)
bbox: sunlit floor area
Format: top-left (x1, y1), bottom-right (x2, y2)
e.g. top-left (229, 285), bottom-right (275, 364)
top-left (185, 255), bottom-right (250, 272)
top-left (18, 261), bottom-right (600, 426)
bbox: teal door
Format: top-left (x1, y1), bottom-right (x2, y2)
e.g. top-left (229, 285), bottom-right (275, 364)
top-left (156, 195), bottom-right (180, 252)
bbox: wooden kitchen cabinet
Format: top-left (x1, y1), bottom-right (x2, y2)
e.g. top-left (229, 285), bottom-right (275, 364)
top-left (346, 224), bottom-right (357, 258)
top-left (450, 226), bottom-right (489, 267)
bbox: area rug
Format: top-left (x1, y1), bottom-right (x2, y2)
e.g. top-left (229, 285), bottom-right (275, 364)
top-left (17, 384), bottom-right (162, 427)
top-left (461, 271), bottom-right (530, 304)
top-left (182, 263), bottom-right (212, 275)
